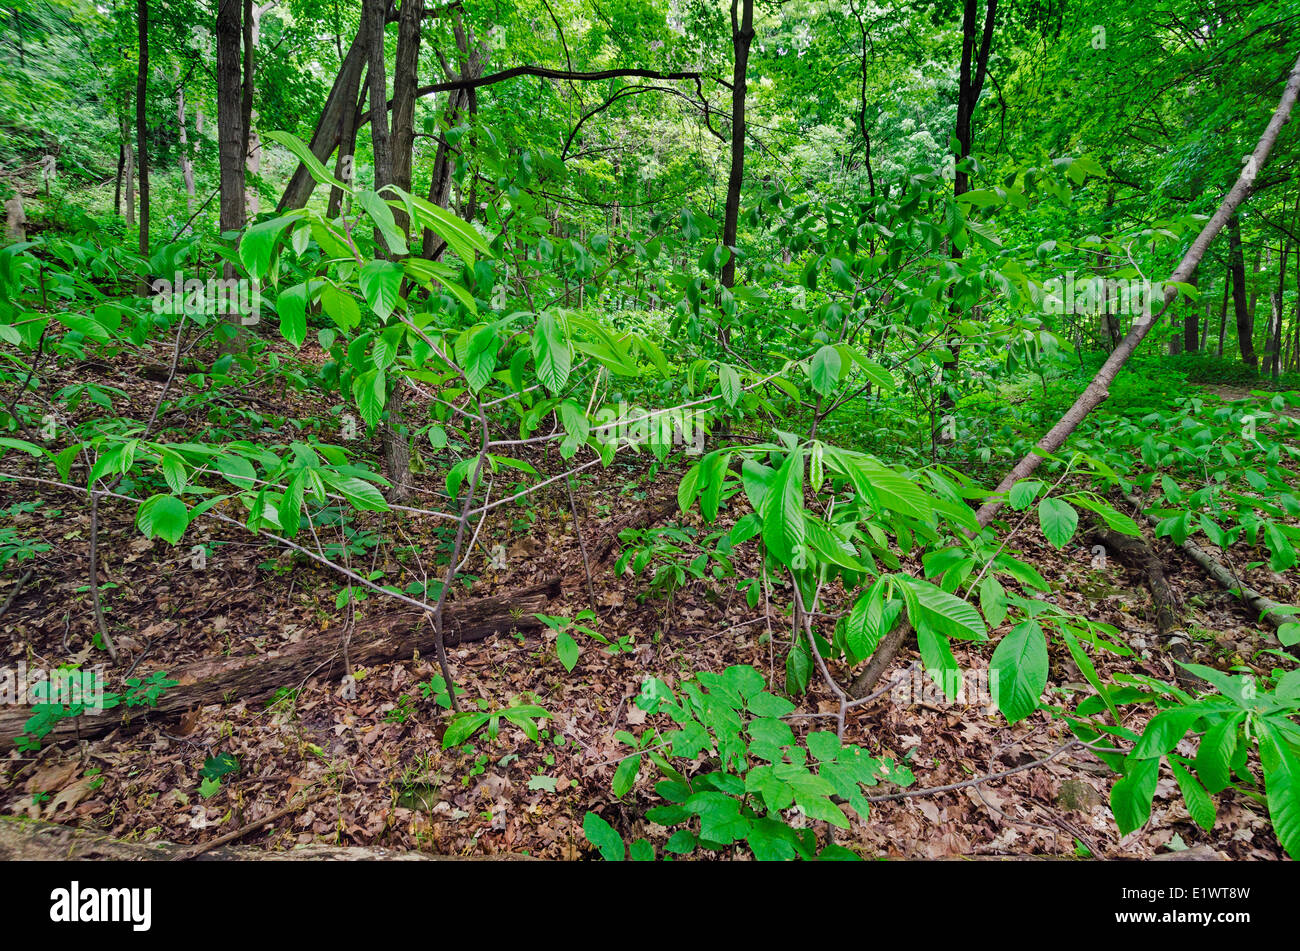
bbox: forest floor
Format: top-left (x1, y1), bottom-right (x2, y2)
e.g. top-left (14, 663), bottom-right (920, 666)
top-left (0, 346), bottom-right (1294, 860)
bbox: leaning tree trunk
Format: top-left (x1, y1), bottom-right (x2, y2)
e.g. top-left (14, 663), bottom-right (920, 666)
top-left (277, 26), bottom-right (369, 212)
top-left (852, 51), bottom-right (1300, 699)
top-left (389, 0), bottom-right (424, 235)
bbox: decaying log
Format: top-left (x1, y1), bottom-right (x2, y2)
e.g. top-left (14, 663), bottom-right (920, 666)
top-left (1087, 523), bottom-right (1198, 684)
top-left (0, 576), bottom-right (561, 750)
top-left (1123, 493), bottom-right (1299, 653)
top-left (592, 495), bottom-right (679, 565)
top-left (0, 816), bottom-right (532, 860)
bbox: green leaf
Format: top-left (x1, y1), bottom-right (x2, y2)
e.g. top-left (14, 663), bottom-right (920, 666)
top-left (901, 576), bottom-right (986, 641)
top-left (719, 364), bottom-right (742, 407)
top-left (135, 494), bottom-right (189, 545)
top-left (441, 711), bottom-right (490, 748)
top-left (808, 345), bottom-right (842, 396)
top-left (990, 620), bottom-right (1048, 723)
top-left (264, 130), bottom-right (347, 191)
top-left (238, 215), bottom-right (296, 280)
top-left (359, 260), bottom-right (404, 321)
top-left (761, 448), bottom-right (806, 567)
top-left (1037, 497), bottom-right (1078, 549)
top-left (1170, 760), bottom-right (1216, 832)
top-left (1110, 756), bottom-right (1159, 836)
top-left (556, 631), bottom-right (579, 672)
top-left (357, 190), bottom-right (410, 256)
top-left (533, 311), bottom-right (571, 393)
top-left (582, 812), bottom-right (625, 861)
top-left (277, 282), bottom-right (309, 348)
top-left (612, 753), bottom-right (642, 798)
top-left (1259, 722), bottom-right (1300, 860)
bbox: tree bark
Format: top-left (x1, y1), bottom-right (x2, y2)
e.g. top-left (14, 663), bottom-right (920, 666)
top-left (719, 0), bottom-right (753, 291)
top-left (364, 0), bottom-right (393, 194)
top-left (389, 0), bottom-right (424, 233)
top-left (1228, 214), bottom-right (1256, 369)
top-left (216, 0), bottom-right (247, 354)
top-left (176, 78), bottom-right (195, 218)
top-left (135, 0), bottom-right (149, 259)
top-left (277, 26), bottom-right (369, 212)
top-left (940, 0), bottom-right (997, 405)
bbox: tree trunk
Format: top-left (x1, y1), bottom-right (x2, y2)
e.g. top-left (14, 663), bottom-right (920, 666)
top-left (216, 0), bottom-right (247, 353)
top-left (719, 0), bottom-right (753, 292)
top-left (135, 0), bottom-right (149, 259)
top-left (327, 66), bottom-right (366, 218)
top-left (122, 116), bottom-right (135, 229)
top-left (940, 0), bottom-right (997, 406)
top-left (1228, 214), bottom-right (1256, 370)
top-left (364, 0), bottom-right (392, 194)
top-left (277, 26), bottom-right (369, 212)
top-left (176, 78), bottom-right (196, 218)
top-left (1216, 262), bottom-right (1230, 356)
top-left (389, 0), bottom-right (424, 234)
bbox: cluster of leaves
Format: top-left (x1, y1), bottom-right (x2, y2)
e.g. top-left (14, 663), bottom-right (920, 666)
top-left (583, 665), bottom-right (914, 860)
top-left (1069, 663), bottom-right (1300, 860)
top-left (16, 670), bottom-right (179, 751)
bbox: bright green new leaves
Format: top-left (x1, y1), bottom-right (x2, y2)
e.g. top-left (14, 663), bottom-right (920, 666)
top-left (1037, 496), bottom-right (1078, 548)
top-left (808, 345), bottom-right (842, 396)
top-left (761, 448), bottom-right (806, 567)
top-left (239, 215), bottom-right (296, 280)
top-left (359, 260), bottom-right (404, 321)
top-left (356, 190), bottom-right (409, 257)
top-left (990, 619), bottom-right (1048, 723)
top-left (135, 494), bottom-right (189, 545)
top-left (532, 311), bottom-right (571, 393)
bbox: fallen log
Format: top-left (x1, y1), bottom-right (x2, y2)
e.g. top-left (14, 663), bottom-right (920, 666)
top-left (1123, 493), bottom-right (1298, 653)
top-left (592, 494), bottom-right (679, 565)
top-left (1086, 522), bottom-right (1199, 685)
top-left (0, 576), bottom-right (561, 750)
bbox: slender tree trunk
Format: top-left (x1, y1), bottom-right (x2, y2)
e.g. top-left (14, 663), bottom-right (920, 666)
top-left (176, 77), bottom-right (195, 218)
top-left (1228, 214), bottom-right (1256, 370)
top-left (122, 115), bottom-right (135, 228)
top-left (216, 0), bottom-right (247, 353)
top-left (1217, 261), bottom-right (1230, 356)
top-left (364, 0), bottom-right (392, 193)
top-left (1183, 272), bottom-right (1200, 352)
top-left (241, 0), bottom-right (260, 218)
top-left (277, 26), bottom-right (369, 212)
top-left (114, 139), bottom-right (125, 218)
top-left (940, 0), bottom-right (997, 406)
top-left (389, 0), bottom-right (424, 234)
top-left (135, 0), bottom-right (149, 258)
top-left (719, 0), bottom-right (753, 292)
top-left (1269, 241), bottom-right (1288, 379)
top-left (328, 66), bottom-right (366, 218)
